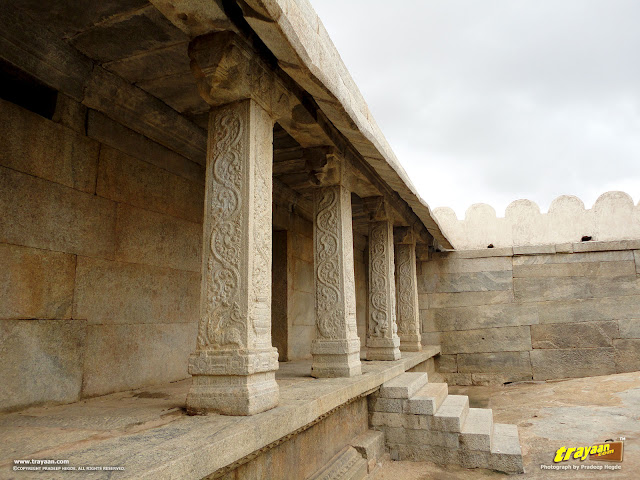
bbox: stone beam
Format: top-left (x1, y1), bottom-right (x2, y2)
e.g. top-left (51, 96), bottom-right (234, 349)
top-left (393, 227), bottom-right (422, 352)
top-left (0, 4), bottom-right (207, 165)
top-left (364, 198), bottom-right (401, 360)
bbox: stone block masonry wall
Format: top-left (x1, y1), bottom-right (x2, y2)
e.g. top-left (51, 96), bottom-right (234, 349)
top-left (419, 241), bottom-right (640, 384)
top-left (0, 98), bottom-right (204, 411)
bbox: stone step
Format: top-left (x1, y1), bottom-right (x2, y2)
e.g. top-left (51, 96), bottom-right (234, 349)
top-left (379, 372), bottom-right (429, 399)
top-left (460, 408), bottom-right (493, 452)
top-left (351, 430), bottom-right (385, 474)
top-left (432, 394), bottom-right (469, 432)
top-left (403, 382), bottom-right (448, 415)
top-left (490, 423), bottom-right (524, 474)
top-left (307, 446), bottom-right (368, 480)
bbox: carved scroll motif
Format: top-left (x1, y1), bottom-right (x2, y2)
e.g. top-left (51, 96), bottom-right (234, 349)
top-left (369, 223), bottom-right (389, 337)
top-left (396, 245), bottom-right (415, 335)
top-left (198, 109), bottom-right (246, 349)
top-left (315, 187), bottom-right (343, 339)
top-left (250, 109), bottom-right (272, 346)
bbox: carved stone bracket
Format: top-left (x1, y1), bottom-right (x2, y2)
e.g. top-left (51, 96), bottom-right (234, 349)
top-left (189, 30), bottom-right (328, 148)
top-left (393, 227), bottom-right (422, 352)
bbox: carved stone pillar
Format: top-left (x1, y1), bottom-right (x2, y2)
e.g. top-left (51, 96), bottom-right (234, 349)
top-left (394, 227), bottom-right (422, 352)
top-left (309, 149), bottom-right (362, 377)
top-left (186, 33), bottom-right (281, 415)
top-left (366, 199), bottom-right (401, 360)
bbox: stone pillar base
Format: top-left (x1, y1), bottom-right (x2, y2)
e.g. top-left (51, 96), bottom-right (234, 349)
top-left (367, 337), bottom-right (401, 361)
top-left (311, 338), bottom-right (362, 378)
top-left (399, 334), bottom-right (423, 352)
top-left (186, 348), bottom-right (279, 416)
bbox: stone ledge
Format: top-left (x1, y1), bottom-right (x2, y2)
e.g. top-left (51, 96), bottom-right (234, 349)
top-left (438, 239), bottom-right (640, 259)
top-left (0, 349), bottom-right (440, 480)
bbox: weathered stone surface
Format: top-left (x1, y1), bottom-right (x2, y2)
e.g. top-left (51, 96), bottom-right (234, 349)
top-left (441, 326), bottom-right (532, 354)
top-left (460, 408), bottom-right (493, 451)
top-left (187, 99), bottom-right (279, 415)
top-left (73, 257), bottom-right (199, 325)
top-left (0, 99), bottom-right (99, 193)
top-left (351, 429), bottom-right (385, 467)
top-left (531, 321), bottom-right (618, 349)
top-left (530, 348), bottom-right (616, 380)
top-left (431, 248), bottom-right (513, 260)
top-left (513, 244), bottom-right (556, 255)
top-left (311, 183), bottom-right (361, 377)
top-left (537, 296), bottom-right (640, 324)
top-left (635, 250), bottom-right (640, 273)
top-left (0, 166), bottom-right (116, 258)
top-left (441, 373), bottom-right (473, 385)
top-left (293, 256), bottom-right (314, 294)
top-left (368, 396), bottom-right (403, 414)
top-left (573, 239), bottom-right (640, 253)
top-left (490, 424), bottom-right (524, 473)
top-left (457, 352), bottom-right (532, 375)
top-left (83, 322), bottom-right (196, 397)
top-left (618, 319), bottom-right (640, 338)
top-left (614, 339), bottom-right (640, 373)
top-left (427, 290), bottom-right (513, 309)
top-left (307, 446), bottom-right (367, 480)
top-left (433, 395), bottom-right (469, 432)
top-left (419, 271), bottom-right (512, 294)
top-left (0, 243), bottom-right (75, 320)
top-left (52, 93), bottom-right (88, 134)
top-left (395, 242), bottom-right (422, 351)
top-left (471, 373), bottom-right (533, 386)
top-left (115, 203), bottom-right (201, 272)
top-left (403, 383), bottom-right (448, 415)
top-left (0, 319), bottom-right (86, 411)
top-left (513, 250), bottom-right (633, 265)
top-left (87, 110), bottom-right (204, 184)
top-left (513, 260), bottom-right (635, 278)
top-left (435, 354), bottom-right (457, 373)
top-left (367, 214), bottom-right (401, 361)
top-left (429, 303), bottom-right (538, 331)
top-left (380, 373), bottom-right (428, 399)
top-left (97, 145), bottom-right (204, 223)
top-left (421, 257), bottom-right (512, 275)
top-left (290, 290), bottom-right (315, 328)
top-left (514, 275), bottom-right (640, 303)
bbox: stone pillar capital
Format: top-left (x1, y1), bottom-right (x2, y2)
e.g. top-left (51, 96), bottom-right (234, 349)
top-left (304, 146), bottom-right (351, 188)
top-left (394, 226), bottom-right (416, 245)
top-left (189, 31), bottom-right (285, 119)
top-left (311, 184), bottom-right (362, 378)
top-left (362, 196), bottom-right (391, 222)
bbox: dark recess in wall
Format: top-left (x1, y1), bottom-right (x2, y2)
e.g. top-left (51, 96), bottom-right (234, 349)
top-left (0, 59), bottom-right (57, 119)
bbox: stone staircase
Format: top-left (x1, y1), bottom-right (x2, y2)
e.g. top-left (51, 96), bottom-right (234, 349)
top-left (369, 372), bottom-right (524, 474)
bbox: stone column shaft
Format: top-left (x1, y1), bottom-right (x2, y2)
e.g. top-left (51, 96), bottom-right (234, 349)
top-left (186, 99), bottom-right (279, 415)
top-left (311, 183), bottom-right (362, 377)
top-left (367, 218), bottom-right (401, 360)
top-left (395, 240), bottom-right (422, 351)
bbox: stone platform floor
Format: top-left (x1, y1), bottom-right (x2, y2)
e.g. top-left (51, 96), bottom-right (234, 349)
top-left (0, 348), bottom-right (438, 480)
top-left (373, 371), bottom-right (640, 479)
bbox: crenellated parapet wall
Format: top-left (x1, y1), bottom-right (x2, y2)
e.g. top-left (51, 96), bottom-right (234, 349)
top-left (434, 192), bottom-right (640, 250)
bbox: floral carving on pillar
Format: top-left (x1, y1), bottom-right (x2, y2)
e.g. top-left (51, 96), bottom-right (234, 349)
top-left (314, 186), bottom-right (343, 339)
top-left (369, 222), bottom-right (397, 338)
top-left (395, 243), bottom-right (416, 335)
top-left (198, 107), bottom-right (246, 350)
